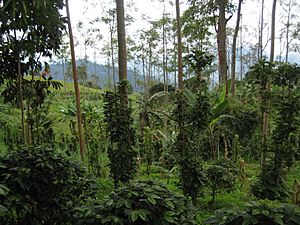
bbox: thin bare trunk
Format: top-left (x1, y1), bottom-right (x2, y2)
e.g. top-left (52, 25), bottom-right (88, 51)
top-left (176, 0), bottom-right (183, 90)
top-left (111, 29), bottom-right (116, 91)
top-left (231, 0), bottom-right (243, 96)
top-left (217, 0), bottom-right (228, 86)
top-left (240, 16), bottom-right (243, 80)
top-left (285, 0), bottom-right (292, 63)
top-left (173, 26), bottom-right (177, 90)
top-left (162, 4), bottom-right (167, 92)
top-left (116, 0), bottom-right (128, 105)
top-left (148, 44), bottom-right (152, 88)
top-left (142, 55), bottom-right (146, 94)
top-left (107, 58), bottom-right (112, 88)
top-left (62, 59), bottom-right (66, 93)
top-left (66, 0), bottom-right (86, 161)
top-left (270, 0), bottom-right (277, 62)
top-left (18, 55), bottom-right (25, 144)
top-left (262, 0), bottom-right (277, 165)
top-left (258, 0), bottom-right (264, 59)
top-left (27, 102), bottom-right (31, 145)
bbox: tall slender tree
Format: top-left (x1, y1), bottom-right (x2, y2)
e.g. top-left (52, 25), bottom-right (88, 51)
top-left (231, 0), bottom-right (243, 96)
top-left (176, 0), bottom-right (183, 90)
top-left (270, 0), bottom-right (277, 62)
top-left (66, 0), bottom-right (86, 160)
top-left (261, 0), bottom-right (277, 165)
top-left (258, 0), bottom-right (265, 59)
top-left (116, 0), bottom-right (128, 103)
top-left (217, 0), bottom-right (228, 86)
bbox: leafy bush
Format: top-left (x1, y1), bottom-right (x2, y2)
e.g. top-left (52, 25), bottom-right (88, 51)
top-left (103, 82), bottom-right (137, 188)
top-left (0, 184), bottom-right (9, 217)
top-left (206, 158), bottom-right (238, 205)
top-left (251, 161), bottom-right (289, 201)
top-left (76, 179), bottom-right (196, 225)
top-left (178, 157), bottom-right (207, 205)
top-left (206, 200), bottom-right (300, 225)
top-left (0, 147), bottom-right (96, 225)
top-left (173, 91), bottom-right (207, 205)
top-left (149, 83), bottom-right (175, 96)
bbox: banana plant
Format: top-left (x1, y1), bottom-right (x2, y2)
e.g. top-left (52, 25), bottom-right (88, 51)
top-left (183, 82), bottom-right (234, 159)
top-left (134, 91), bottom-right (175, 173)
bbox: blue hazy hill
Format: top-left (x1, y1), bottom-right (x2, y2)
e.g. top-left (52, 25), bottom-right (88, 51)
top-left (49, 60), bottom-right (143, 91)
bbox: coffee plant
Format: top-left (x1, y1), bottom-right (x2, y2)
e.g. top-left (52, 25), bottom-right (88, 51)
top-left (74, 179), bottom-right (196, 225)
top-left (0, 147), bottom-right (96, 225)
top-left (206, 200), bottom-right (300, 225)
top-left (206, 158), bottom-right (238, 206)
top-left (251, 161), bottom-right (289, 201)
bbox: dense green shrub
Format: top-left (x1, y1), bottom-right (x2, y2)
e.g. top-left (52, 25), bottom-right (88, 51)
top-left (272, 63), bottom-right (300, 170)
top-left (206, 200), bottom-right (300, 225)
top-left (251, 161), bottom-right (289, 201)
top-left (103, 82), bottom-right (138, 188)
top-left (173, 91), bottom-right (207, 205)
top-left (77, 179), bottom-right (196, 225)
top-left (148, 83), bottom-right (175, 96)
top-left (0, 147), bottom-right (96, 225)
top-left (206, 158), bottom-right (238, 205)
top-left (0, 184), bottom-right (9, 217)
top-left (224, 109), bottom-right (261, 157)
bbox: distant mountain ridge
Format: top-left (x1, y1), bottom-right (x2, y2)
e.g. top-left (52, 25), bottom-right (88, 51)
top-left (49, 60), bottom-right (143, 91)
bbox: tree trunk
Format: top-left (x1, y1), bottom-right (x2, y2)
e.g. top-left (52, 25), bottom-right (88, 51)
top-left (62, 59), bottom-right (66, 93)
top-left (217, 0), bottom-right (228, 86)
top-left (239, 16), bottom-right (243, 80)
top-left (262, 0), bottom-right (277, 165)
top-left (231, 0), bottom-right (243, 96)
top-left (176, 0), bottom-right (183, 90)
top-left (110, 26), bottom-right (116, 91)
top-left (142, 55), bottom-right (146, 94)
top-left (270, 0), bottom-right (277, 62)
top-left (162, 3), bottom-right (168, 92)
top-left (18, 55), bottom-right (25, 144)
top-left (116, 0), bottom-right (128, 104)
top-left (285, 0), bottom-right (292, 63)
top-left (258, 0), bottom-right (264, 59)
top-left (66, 0), bottom-right (86, 161)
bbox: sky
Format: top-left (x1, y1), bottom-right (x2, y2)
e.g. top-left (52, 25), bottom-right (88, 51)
top-left (63, 0), bottom-right (299, 65)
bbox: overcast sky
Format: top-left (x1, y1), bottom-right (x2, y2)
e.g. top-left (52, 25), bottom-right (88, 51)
top-left (64, 0), bottom-right (299, 64)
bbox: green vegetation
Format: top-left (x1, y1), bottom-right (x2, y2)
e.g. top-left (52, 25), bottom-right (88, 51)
top-left (0, 0), bottom-right (300, 224)
top-left (0, 64), bottom-right (299, 224)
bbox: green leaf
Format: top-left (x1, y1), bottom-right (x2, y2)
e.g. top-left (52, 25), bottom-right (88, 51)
top-left (130, 210), bottom-right (139, 222)
top-left (0, 205), bottom-right (8, 216)
top-left (217, 83), bottom-right (227, 104)
top-left (183, 89), bottom-right (196, 105)
top-left (252, 209), bottom-right (260, 216)
top-left (138, 209), bottom-right (149, 221)
top-left (210, 114), bottom-right (234, 126)
top-left (212, 99), bottom-right (228, 117)
top-left (124, 199), bottom-right (131, 208)
top-left (0, 184), bottom-right (9, 196)
top-left (164, 211), bottom-right (175, 223)
top-left (147, 196), bottom-right (156, 205)
top-left (165, 200), bottom-right (175, 209)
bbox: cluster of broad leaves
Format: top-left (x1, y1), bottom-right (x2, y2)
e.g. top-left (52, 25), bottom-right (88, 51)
top-left (0, 147), bottom-right (197, 225)
top-left (0, 147), bottom-right (96, 225)
top-left (74, 179), bottom-right (197, 225)
top-left (206, 200), bottom-right (300, 225)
